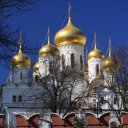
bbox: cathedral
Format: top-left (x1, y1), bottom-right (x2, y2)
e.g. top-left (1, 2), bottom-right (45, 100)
top-left (0, 5), bottom-right (127, 128)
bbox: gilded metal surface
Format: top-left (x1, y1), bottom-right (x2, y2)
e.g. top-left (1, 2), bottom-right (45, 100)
top-left (11, 49), bottom-right (31, 68)
top-left (33, 61), bottom-right (39, 72)
top-left (102, 38), bottom-right (119, 71)
top-left (39, 43), bottom-right (60, 57)
top-left (54, 18), bottom-right (86, 47)
top-left (87, 48), bottom-right (104, 60)
top-left (102, 56), bottom-right (119, 71)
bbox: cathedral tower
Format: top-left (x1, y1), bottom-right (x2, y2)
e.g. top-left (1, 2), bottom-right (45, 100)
top-left (88, 33), bottom-right (104, 83)
top-left (11, 32), bottom-right (31, 84)
top-left (102, 38), bottom-right (119, 86)
top-left (54, 3), bottom-right (86, 73)
top-left (39, 28), bottom-right (60, 77)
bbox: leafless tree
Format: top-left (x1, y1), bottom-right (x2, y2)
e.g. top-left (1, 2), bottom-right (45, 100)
top-left (0, 0), bottom-right (38, 66)
top-left (33, 56), bottom-right (87, 115)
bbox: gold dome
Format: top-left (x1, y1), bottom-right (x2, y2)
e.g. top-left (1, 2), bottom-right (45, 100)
top-left (39, 28), bottom-right (60, 57)
top-left (39, 43), bottom-right (60, 57)
top-left (88, 33), bottom-right (104, 60)
top-left (102, 38), bottom-right (119, 71)
top-left (33, 61), bottom-right (39, 73)
top-left (54, 17), bottom-right (86, 47)
top-left (102, 56), bottom-right (119, 71)
top-left (11, 42), bottom-right (31, 69)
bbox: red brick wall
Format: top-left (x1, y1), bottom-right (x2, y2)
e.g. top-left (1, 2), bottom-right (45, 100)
top-left (86, 113), bottom-right (110, 128)
top-left (16, 114), bottom-right (40, 128)
top-left (120, 112), bottom-right (128, 128)
top-left (0, 115), bottom-right (4, 127)
top-left (51, 113), bottom-right (75, 128)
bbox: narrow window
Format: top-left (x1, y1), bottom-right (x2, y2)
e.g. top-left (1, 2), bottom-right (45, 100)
top-left (13, 95), bottom-right (16, 102)
top-left (114, 97), bottom-right (117, 104)
top-left (19, 95), bottom-right (22, 102)
top-left (96, 64), bottom-right (99, 75)
top-left (71, 54), bottom-right (74, 69)
top-left (80, 55), bottom-right (83, 70)
top-left (101, 97), bottom-right (104, 104)
top-left (112, 76), bottom-right (114, 83)
top-left (61, 54), bottom-right (65, 69)
top-left (20, 72), bottom-right (22, 80)
top-left (49, 61), bottom-right (52, 72)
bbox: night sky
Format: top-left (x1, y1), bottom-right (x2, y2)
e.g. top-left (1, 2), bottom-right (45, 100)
top-left (0, 0), bottom-right (128, 84)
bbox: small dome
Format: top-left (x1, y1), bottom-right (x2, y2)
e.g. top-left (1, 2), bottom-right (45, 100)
top-left (102, 56), bottom-right (119, 71)
top-left (88, 48), bottom-right (104, 60)
top-left (102, 38), bottom-right (119, 71)
top-left (88, 33), bottom-right (104, 60)
top-left (11, 33), bottom-right (31, 69)
top-left (54, 18), bottom-right (86, 47)
top-left (39, 43), bottom-right (60, 57)
top-left (39, 28), bottom-right (60, 57)
top-left (11, 49), bottom-right (31, 69)
top-left (33, 61), bottom-right (39, 73)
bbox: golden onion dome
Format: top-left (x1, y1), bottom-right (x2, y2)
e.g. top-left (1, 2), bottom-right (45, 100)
top-left (55, 3), bottom-right (86, 47)
top-left (54, 17), bottom-right (86, 47)
top-left (11, 33), bottom-right (31, 69)
top-left (39, 43), bottom-right (60, 57)
top-left (33, 61), bottom-right (39, 73)
top-left (39, 28), bottom-right (60, 57)
top-left (88, 33), bottom-right (104, 60)
top-left (102, 56), bottom-right (119, 71)
top-left (102, 38), bottom-right (119, 71)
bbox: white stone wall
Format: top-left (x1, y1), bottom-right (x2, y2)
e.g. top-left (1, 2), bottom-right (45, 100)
top-left (88, 58), bottom-right (102, 83)
top-left (103, 71), bottom-right (116, 86)
top-left (2, 85), bottom-right (43, 113)
top-left (13, 67), bottom-right (29, 84)
top-left (58, 44), bottom-right (84, 73)
top-left (39, 55), bottom-right (60, 77)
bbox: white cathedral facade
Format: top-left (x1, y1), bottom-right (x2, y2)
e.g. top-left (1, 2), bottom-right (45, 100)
top-left (0, 8), bottom-right (125, 127)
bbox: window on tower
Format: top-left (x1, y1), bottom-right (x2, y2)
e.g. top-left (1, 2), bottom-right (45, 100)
top-left (12, 95), bottom-right (16, 102)
top-left (112, 76), bottom-right (114, 83)
top-left (114, 97), bottom-right (117, 104)
top-left (20, 72), bottom-right (22, 80)
top-left (71, 53), bottom-right (74, 69)
top-left (101, 97), bottom-right (104, 104)
top-left (61, 54), bottom-right (65, 70)
top-left (80, 55), bottom-right (83, 70)
top-left (96, 64), bottom-right (100, 75)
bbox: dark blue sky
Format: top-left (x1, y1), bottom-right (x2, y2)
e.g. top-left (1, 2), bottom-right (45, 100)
top-left (0, 0), bottom-right (128, 84)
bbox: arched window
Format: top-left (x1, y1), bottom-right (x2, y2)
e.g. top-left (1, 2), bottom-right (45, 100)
top-left (80, 55), bottom-right (83, 70)
top-left (71, 53), bottom-right (74, 69)
top-left (112, 76), bottom-right (114, 83)
top-left (101, 97), bottom-right (104, 104)
top-left (96, 64), bottom-right (99, 75)
top-left (61, 54), bottom-right (65, 69)
top-left (49, 61), bottom-right (52, 72)
top-left (114, 97), bottom-right (117, 104)
top-left (20, 72), bottom-right (22, 80)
